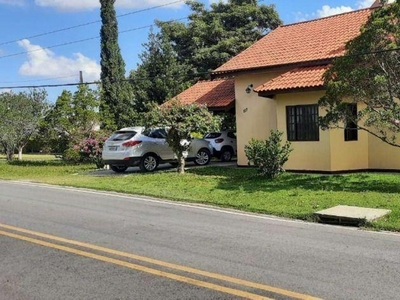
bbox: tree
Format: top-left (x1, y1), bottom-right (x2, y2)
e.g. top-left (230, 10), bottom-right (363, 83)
top-left (129, 28), bottom-right (190, 113)
top-left (0, 90), bottom-right (48, 161)
top-left (41, 85), bottom-right (100, 153)
top-left (99, 0), bottom-right (135, 130)
top-left (319, 0), bottom-right (400, 147)
top-left (157, 0), bottom-right (282, 80)
top-left (145, 100), bottom-right (219, 174)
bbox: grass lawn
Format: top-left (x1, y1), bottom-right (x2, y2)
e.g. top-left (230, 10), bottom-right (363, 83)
top-left (1, 156), bottom-right (399, 232)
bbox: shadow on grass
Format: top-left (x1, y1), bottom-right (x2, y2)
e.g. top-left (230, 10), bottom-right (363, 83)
top-left (8, 160), bottom-right (83, 167)
top-left (187, 167), bottom-right (400, 194)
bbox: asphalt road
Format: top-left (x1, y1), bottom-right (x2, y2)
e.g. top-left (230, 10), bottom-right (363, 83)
top-left (0, 180), bottom-right (399, 300)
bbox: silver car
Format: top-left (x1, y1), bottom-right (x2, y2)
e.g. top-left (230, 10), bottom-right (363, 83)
top-left (102, 127), bottom-right (213, 172)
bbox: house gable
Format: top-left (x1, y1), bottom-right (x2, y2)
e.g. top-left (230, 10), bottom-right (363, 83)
top-left (167, 78), bottom-right (235, 111)
top-left (213, 8), bottom-right (373, 76)
top-left (254, 65), bottom-right (329, 97)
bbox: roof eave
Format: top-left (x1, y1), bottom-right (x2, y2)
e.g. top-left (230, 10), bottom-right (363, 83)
top-left (211, 58), bottom-right (335, 78)
top-left (257, 85), bottom-right (326, 98)
top-left (207, 100), bottom-right (236, 112)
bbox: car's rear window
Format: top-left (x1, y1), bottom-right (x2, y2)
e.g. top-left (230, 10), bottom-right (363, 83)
top-left (227, 132), bottom-right (236, 139)
top-left (204, 132), bottom-right (221, 139)
top-left (108, 131), bottom-right (137, 141)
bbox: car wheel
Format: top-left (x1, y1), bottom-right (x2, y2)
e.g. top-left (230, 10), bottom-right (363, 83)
top-left (194, 149), bottom-right (211, 166)
top-left (110, 165), bottom-right (128, 173)
top-left (220, 148), bottom-right (233, 162)
top-left (139, 154), bottom-right (159, 172)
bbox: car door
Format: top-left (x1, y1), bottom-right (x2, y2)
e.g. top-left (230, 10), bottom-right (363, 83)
top-left (227, 131), bottom-right (237, 154)
top-left (148, 128), bottom-right (174, 160)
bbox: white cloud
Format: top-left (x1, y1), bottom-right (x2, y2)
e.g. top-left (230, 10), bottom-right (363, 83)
top-left (0, 0), bottom-right (26, 6)
top-left (317, 5), bottom-right (353, 18)
top-left (18, 39), bottom-right (100, 82)
top-left (358, 0), bottom-right (395, 8)
top-left (357, 0), bottom-right (376, 8)
top-left (34, 0), bottom-right (184, 12)
top-left (310, 0), bottom-right (396, 21)
top-left (208, 0), bottom-right (228, 4)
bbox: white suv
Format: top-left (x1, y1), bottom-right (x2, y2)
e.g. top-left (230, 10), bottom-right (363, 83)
top-left (204, 130), bottom-right (237, 162)
top-left (102, 127), bottom-right (213, 172)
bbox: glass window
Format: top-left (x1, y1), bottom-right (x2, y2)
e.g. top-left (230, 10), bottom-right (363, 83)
top-left (109, 131), bottom-right (137, 141)
top-left (286, 105), bottom-right (319, 141)
top-left (344, 103), bottom-right (358, 141)
top-left (204, 132), bottom-right (222, 139)
top-left (227, 132), bottom-right (236, 139)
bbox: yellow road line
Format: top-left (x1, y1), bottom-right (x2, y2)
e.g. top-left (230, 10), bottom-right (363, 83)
top-left (0, 223), bottom-right (322, 300)
top-left (0, 229), bottom-right (271, 300)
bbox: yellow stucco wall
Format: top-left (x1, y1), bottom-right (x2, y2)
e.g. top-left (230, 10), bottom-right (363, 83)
top-left (329, 126), bottom-right (369, 171)
top-left (276, 91), bottom-right (332, 171)
top-left (235, 75), bottom-right (400, 172)
top-left (368, 135), bottom-right (400, 169)
top-left (235, 71), bottom-right (286, 166)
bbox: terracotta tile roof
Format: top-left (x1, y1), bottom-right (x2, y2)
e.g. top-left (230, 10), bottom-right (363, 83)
top-left (254, 65), bottom-right (329, 93)
top-left (169, 78), bottom-right (235, 109)
top-left (214, 8), bottom-right (373, 74)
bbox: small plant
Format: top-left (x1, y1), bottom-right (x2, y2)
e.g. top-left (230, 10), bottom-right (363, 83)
top-left (62, 148), bottom-right (82, 164)
top-left (244, 130), bottom-right (293, 179)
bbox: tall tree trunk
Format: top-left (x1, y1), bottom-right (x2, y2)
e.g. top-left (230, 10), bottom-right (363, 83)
top-left (18, 146), bottom-right (23, 161)
top-left (6, 148), bottom-right (14, 161)
top-left (178, 154), bottom-right (185, 174)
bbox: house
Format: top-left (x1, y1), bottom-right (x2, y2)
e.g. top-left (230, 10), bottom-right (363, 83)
top-left (205, 5), bottom-right (400, 173)
top-left (168, 78), bottom-right (235, 113)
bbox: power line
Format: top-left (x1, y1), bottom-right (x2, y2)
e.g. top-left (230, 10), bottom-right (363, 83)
top-left (0, 81), bottom-right (100, 90)
top-left (0, 18), bottom-right (188, 60)
top-left (0, 0), bottom-right (185, 46)
top-left (0, 74), bottom-right (77, 84)
top-left (345, 46), bottom-right (400, 58)
top-left (0, 69), bottom-right (214, 90)
top-left (1, 46), bottom-right (399, 90)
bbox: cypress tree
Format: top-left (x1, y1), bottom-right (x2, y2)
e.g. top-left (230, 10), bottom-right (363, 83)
top-left (99, 0), bottom-right (134, 130)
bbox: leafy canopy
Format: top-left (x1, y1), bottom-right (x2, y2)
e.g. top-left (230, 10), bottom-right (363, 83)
top-left (145, 100), bottom-right (219, 173)
top-left (129, 28), bottom-right (190, 113)
top-left (319, 0), bottom-right (400, 147)
top-left (157, 0), bottom-right (282, 80)
top-left (40, 85), bottom-right (101, 154)
top-left (0, 89), bottom-right (48, 161)
top-left (127, 0), bottom-right (281, 115)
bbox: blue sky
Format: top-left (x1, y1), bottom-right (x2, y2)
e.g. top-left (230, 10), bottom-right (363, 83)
top-left (0, 0), bottom-right (386, 102)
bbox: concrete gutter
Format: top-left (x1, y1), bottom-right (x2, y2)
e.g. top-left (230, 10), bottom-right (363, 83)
top-left (315, 205), bottom-right (391, 226)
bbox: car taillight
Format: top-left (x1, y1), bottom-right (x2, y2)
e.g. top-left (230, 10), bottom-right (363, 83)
top-left (215, 138), bottom-right (224, 143)
top-left (122, 140), bottom-right (142, 147)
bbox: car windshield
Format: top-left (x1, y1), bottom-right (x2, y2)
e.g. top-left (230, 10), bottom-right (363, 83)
top-left (108, 131), bottom-right (137, 141)
top-left (204, 132), bottom-right (221, 139)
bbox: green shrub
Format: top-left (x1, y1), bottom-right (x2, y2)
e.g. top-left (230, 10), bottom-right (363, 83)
top-left (62, 148), bottom-right (82, 164)
top-left (244, 130), bottom-right (292, 179)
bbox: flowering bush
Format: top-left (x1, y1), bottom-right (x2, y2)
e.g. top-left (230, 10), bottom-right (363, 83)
top-left (62, 129), bottom-right (110, 168)
top-left (77, 136), bottom-right (107, 168)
